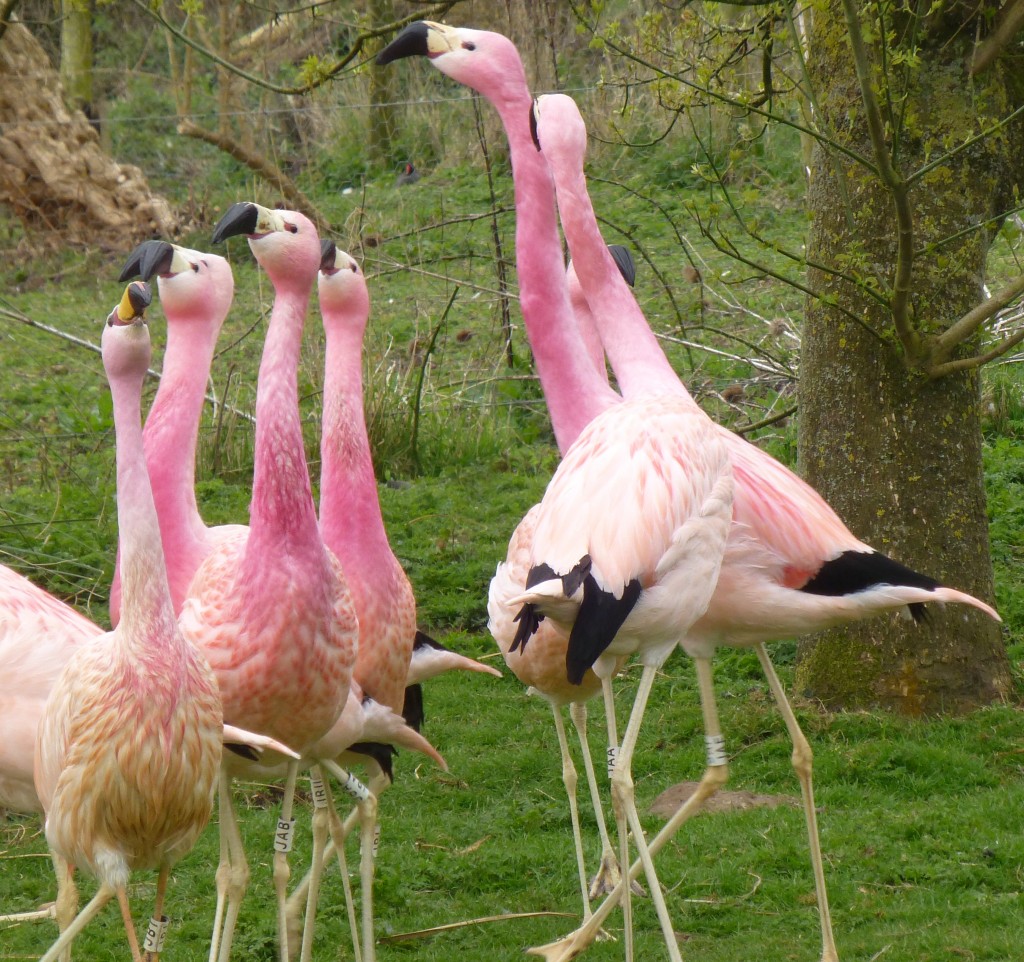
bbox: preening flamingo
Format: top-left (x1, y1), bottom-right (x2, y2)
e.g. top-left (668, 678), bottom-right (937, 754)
top-left (111, 240), bottom-right (240, 624)
top-left (521, 90), bottom-right (1002, 962)
top-left (185, 202), bottom-right (359, 962)
top-left (378, 23), bottom-right (640, 919)
top-left (33, 282), bottom-right (223, 962)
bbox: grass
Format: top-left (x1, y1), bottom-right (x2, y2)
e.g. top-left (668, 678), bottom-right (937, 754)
top-left (2, 18), bottom-right (1024, 961)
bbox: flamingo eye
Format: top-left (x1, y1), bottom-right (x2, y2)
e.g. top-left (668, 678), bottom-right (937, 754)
top-left (462, 41), bottom-right (476, 51)
top-left (285, 222), bottom-right (298, 234)
top-left (351, 264), bottom-right (358, 273)
top-left (192, 262), bottom-right (201, 272)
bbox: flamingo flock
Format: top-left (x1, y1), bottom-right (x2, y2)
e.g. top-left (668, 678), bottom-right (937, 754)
top-left (0, 17), bottom-right (1004, 962)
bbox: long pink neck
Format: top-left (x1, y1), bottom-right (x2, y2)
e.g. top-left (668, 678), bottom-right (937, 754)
top-left (110, 353), bottom-right (182, 656)
top-left (318, 309), bottom-right (391, 583)
top-left (491, 92), bottom-right (618, 455)
top-left (551, 152), bottom-right (692, 403)
top-left (141, 319), bottom-right (219, 606)
top-left (246, 284), bottom-right (321, 563)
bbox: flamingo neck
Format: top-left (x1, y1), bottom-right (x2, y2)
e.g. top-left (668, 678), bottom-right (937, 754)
top-left (490, 92), bottom-right (619, 455)
top-left (110, 359), bottom-right (184, 659)
top-left (247, 286), bottom-right (320, 557)
top-left (318, 313), bottom-right (392, 580)
top-left (553, 159), bottom-right (692, 403)
top-left (141, 321), bottom-right (219, 604)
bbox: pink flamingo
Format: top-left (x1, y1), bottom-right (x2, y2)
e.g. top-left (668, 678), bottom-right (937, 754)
top-left (110, 240), bottom-right (240, 624)
top-left (186, 202), bottom-right (359, 962)
top-left (520, 91), bottom-right (1003, 962)
top-left (378, 23), bottom-right (642, 922)
top-left (281, 241), bottom-right (492, 960)
top-left (33, 282), bottom-right (223, 962)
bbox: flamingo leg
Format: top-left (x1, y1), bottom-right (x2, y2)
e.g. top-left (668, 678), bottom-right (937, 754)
top-left (274, 760), bottom-right (300, 962)
top-left (324, 779), bottom-right (363, 962)
top-left (324, 761), bottom-right (377, 962)
top-left (142, 864), bottom-right (171, 962)
top-left (551, 701), bottom-right (591, 920)
top-left (529, 655), bottom-right (730, 962)
top-left (612, 662), bottom-right (688, 962)
top-left (116, 886), bottom-right (144, 962)
top-left (297, 766), bottom-right (331, 962)
top-left (570, 697), bottom-right (625, 901)
top-left (754, 643), bottom-right (839, 962)
top-left (37, 884), bottom-right (114, 962)
top-left (211, 767), bottom-right (250, 962)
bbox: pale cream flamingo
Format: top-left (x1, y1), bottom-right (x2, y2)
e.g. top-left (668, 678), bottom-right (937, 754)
top-left (33, 282), bottom-right (223, 962)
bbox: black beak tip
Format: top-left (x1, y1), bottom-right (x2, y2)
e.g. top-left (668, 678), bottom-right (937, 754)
top-left (376, 21), bottom-right (430, 65)
top-left (211, 202), bottom-right (259, 245)
top-left (320, 238), bottom-right (337, 271)
top-left (127, 281), bottom-right (153, 315)
top-left (137, 240), bottom-right (176, 282)
top-left (117, 240), bottom-right (159, 283)
top-left (609, 245), bottom-right (637, 288)
top-left (529, 101), bottom-right (541, 151)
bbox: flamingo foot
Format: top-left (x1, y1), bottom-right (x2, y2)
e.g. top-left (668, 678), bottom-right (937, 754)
top-left (587, 854), bottom-right (645, 901)
top-left (527, 928), bottom-right (595, 962)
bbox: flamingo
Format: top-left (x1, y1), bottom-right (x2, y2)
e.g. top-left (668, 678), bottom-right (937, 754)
top-left (518, 90), bottom-right (1003, 962)
top-left (378, 23), bottom-right (643, 923)
top-left (278, 240), bottom-right (474, 962)
top-left (184, 202), bottom-right (359, 962)
top-left (33, 281), bottom-right (223, 962)
top-left (110, 240), bottom-right (240, 624)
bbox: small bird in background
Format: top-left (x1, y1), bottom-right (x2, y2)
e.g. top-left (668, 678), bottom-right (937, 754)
top-left (34, 282), bottom-right (223, 962)
top-left (395, 161), bottom-right (420, 185)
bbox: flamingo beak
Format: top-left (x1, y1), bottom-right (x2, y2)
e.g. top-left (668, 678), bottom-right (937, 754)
top-left (110, 281), bottom-right (152, 326)
top-left (319, 238), bottom-right (338, 273)
top-left (376, 21), bottom-right (431, 64)
top-left (211, 202), bottom-right (261, 244)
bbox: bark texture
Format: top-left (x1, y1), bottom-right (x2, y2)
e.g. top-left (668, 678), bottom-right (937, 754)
top-left (0, 19), bottom-right (176, 247)
top-left (796, 0), bottom-right (1018, 714)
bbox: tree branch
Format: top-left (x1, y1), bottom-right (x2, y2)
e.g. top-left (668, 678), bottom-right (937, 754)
top-left (931, 272), bottom-right (1024, 358)
top-left (177, 119), bottom-right (324, 224)
top-left (840, 0), bottom-right (921, 363)
top-left (969, 0), bottom-right (1024, 76)
top-left (130, 0), bottom-right (459, 95)
top-left (927, 327), bottom-right (1024, 377)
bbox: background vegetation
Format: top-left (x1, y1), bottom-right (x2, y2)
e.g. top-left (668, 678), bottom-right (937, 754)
top-left (2, 1), bottom-right (1023, 959)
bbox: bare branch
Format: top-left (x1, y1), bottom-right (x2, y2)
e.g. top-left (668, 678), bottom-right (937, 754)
top-left (0, 304), bottom-right (254, 423)
top-left (927, 328), bottom-right (1024, 377)
top-left (176, 119), bottom-right (324, 225)
top-left (931, 272), bottom-right (1024, 357)
top-left (130, 0), bottom-right (460, 96)
top-left (969, 0), bottom-right (1024, 76)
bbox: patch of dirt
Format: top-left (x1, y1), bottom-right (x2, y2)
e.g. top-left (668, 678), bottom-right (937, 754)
top-left (648, 781), bottom-right (800, 818)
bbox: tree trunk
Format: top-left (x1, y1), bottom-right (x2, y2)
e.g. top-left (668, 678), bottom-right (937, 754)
top-left (0, 18), bottom-right (176, 247)
top-left (59, 0), bottom-right (93, 118)
top-left (368, 0), bottom-right (398, 165)
top-left (795, 0), bottom-right (1013, 714)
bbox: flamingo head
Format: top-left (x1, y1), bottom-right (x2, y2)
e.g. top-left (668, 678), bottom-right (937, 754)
top-left (211, 202), bottom-right (321, 291)
top-left (532, 93), bottom-right (589, 171)
top-left (103, 281), bottom-right (153, 378)
top-left (377, 21), bottom-right (528, 106)
top-left (317, 240), bottom-right (370, 333)
top-left (119, 240), bottom-right (234, 334)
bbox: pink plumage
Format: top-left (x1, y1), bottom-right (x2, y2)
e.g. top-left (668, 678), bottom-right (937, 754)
top-left (110, 242), bottom-right (241, 624)
top-left (522, 90), bottom-right (1000, 962)
top-left (33, 283), bottom-right (222, 962)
